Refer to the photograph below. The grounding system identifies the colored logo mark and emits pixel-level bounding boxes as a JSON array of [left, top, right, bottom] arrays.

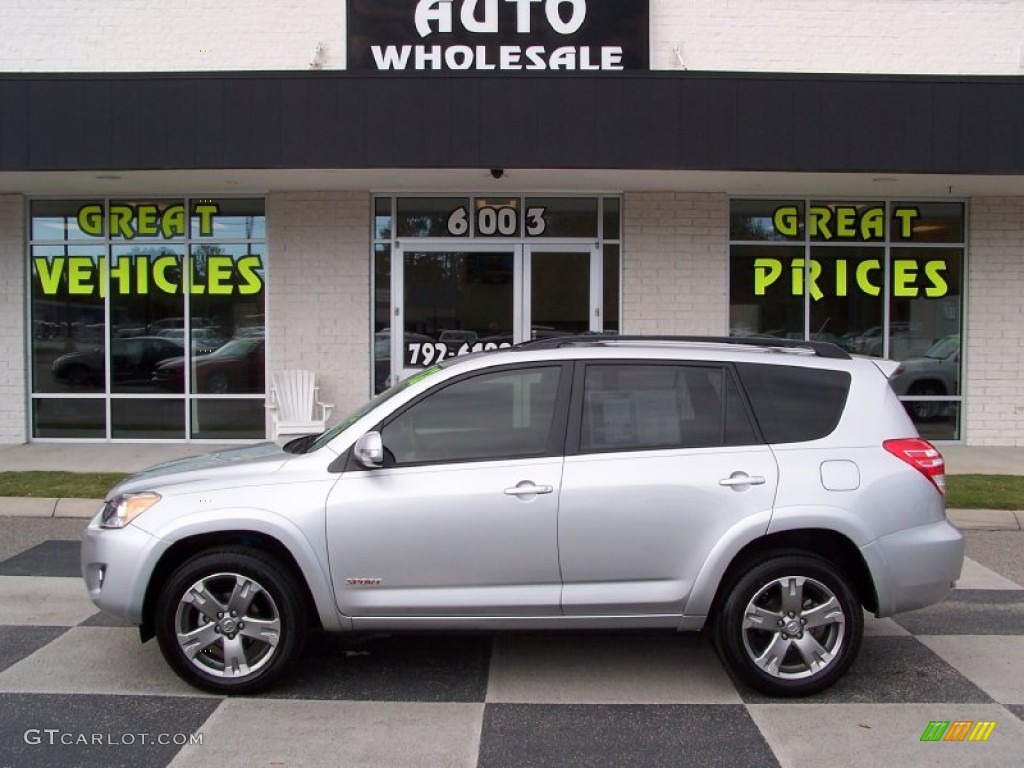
[[920, 721, 997, 742]]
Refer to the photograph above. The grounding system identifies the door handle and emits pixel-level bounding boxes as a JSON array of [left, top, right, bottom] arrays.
[[504, 482, 554, 496], [719, 473, 767, 487]]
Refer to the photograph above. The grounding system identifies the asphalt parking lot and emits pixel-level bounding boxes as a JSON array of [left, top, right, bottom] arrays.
[[0, 515, 1022, 768]]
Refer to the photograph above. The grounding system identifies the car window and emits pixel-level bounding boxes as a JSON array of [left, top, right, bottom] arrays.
[[381, 366, 562, 465], [736, 363, 850, 443], [580, 364, 758, 453]]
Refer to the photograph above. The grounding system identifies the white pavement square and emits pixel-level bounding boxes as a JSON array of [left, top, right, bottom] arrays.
[[748, 703, 1023, 768], [0, 576, 97, 626], [0, 626, 211, 697], [920, 636, 1024, 705], [169, 700, 484, 768]]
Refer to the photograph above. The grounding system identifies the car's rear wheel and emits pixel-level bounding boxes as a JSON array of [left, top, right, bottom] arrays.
[[714, 553, 863, 697], [907, 382, 945, 421], [205, 370, 230, 394], [155, 547, 307, 694]]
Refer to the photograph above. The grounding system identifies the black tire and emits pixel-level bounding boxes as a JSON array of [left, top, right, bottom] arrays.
[[714, 553, 863, 697], [205, 370, 230, 394], [155, 547, 307, 695], [907, 382, 945, 422], [65, 365, 91, 388]]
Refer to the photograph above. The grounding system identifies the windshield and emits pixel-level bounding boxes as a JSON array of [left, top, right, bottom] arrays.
[[303, 365, 442, 453], [210, 338, 259, 358], [923, 335, 959, 359]]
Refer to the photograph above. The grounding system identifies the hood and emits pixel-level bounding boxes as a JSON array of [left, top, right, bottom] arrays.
[[111, 441, 289, 496]]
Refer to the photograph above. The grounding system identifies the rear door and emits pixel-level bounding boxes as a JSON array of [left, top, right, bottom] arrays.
[[558, 361, 778, 615]]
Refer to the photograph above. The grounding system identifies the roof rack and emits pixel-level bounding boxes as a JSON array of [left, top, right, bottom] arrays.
[[518, 335, 851, 360]]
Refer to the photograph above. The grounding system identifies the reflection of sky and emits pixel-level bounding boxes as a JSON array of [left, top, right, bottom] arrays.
[[190, 215, 266, 240]]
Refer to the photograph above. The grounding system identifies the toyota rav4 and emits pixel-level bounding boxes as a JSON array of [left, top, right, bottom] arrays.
[[81, 336, 964, 697]]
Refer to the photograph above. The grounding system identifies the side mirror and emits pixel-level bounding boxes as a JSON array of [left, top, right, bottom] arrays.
[[353, 431, 384, 468]]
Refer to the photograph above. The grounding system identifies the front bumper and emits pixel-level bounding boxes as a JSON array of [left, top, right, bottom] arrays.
[[81, 514, 170, 625], [862, 518, 965, 617]]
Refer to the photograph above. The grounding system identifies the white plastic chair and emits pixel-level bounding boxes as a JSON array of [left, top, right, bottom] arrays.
[[266, 370, 334, 441]]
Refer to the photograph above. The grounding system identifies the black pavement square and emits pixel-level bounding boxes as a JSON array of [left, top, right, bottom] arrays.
[[0, 541, 81, 578], [264, 631, 492, 702], [1007, 704, 1024, 722], [0, 693, 221, 768], [736, 636, 993, 704], [0, 626, 68, 674], [892, 590, 1024, 635], [478, 704, 780, 768]]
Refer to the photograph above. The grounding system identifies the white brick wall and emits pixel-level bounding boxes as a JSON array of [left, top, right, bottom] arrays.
[[0, 1, 347, 72], [965, 198, 1024, 446], [652, 0, 1024, 74], [0, 196, 27, 444], [622, 192, 729, 336], [265, 192, 371, 429], [1, 1, 1021, 75]]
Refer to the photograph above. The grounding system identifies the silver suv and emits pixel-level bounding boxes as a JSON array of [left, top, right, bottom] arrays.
[[81, 336, 964, 697]]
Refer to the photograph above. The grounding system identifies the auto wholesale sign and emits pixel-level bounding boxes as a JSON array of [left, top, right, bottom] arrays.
[[347, 0, 649, 72]]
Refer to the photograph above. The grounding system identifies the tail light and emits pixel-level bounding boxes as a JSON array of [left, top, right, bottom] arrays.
[[883, 438, 946, 495]]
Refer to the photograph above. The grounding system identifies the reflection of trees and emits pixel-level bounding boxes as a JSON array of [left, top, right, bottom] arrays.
[[191, 244, 226, 280]]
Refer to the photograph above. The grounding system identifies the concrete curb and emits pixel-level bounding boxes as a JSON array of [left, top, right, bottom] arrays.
[[0, 498, 1021, 531], [1, 498, 102, 520]]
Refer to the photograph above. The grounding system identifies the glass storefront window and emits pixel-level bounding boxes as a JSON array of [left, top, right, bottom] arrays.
[[31, 243, 107, 393], [524, 197, 598, 238], [729, 199, 966, 439], [729, 245, 805, 339], [29, 198, 267, 440], [807, 247, 885, 348], [397, 197, 470, 237], [730, 199, 803, 242]]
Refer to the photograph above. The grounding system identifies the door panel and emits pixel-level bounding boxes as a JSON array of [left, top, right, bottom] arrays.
[[327, 458, 563, 616], [559, 447, 778, 614]]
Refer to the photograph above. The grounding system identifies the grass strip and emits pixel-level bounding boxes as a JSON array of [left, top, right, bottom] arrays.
[[0, 471, 128, 499]]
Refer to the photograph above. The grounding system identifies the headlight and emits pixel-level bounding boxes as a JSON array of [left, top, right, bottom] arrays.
[[100, 492, 161, 529]]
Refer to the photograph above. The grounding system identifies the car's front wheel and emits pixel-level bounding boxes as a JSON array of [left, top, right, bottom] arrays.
[[714, 553, 863, 697], [155, 547, 307, 694]]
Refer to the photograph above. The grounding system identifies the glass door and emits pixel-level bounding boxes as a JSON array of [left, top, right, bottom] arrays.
[[391, 243, 601, 384], [524, 245, 601, 341]]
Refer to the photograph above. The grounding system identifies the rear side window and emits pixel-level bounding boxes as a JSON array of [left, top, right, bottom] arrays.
[[736, 363, 850, 443], [580, 364, 758, 453]]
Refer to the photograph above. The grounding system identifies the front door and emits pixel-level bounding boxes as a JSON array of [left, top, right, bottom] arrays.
[[326, 363, 571, 617], [392, 243, 600, 383]]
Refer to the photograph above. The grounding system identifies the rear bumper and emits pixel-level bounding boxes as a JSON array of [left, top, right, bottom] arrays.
[[862, 519, 965, 617]]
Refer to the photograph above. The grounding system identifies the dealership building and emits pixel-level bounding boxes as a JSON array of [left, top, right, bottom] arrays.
[[1, 0, 1022, 445]]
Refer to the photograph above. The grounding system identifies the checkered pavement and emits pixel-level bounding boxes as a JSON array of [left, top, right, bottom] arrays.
[[1, 539, 1023, 768]]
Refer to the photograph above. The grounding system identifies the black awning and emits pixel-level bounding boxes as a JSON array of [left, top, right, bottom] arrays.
[[1, 70, 1021, 175]]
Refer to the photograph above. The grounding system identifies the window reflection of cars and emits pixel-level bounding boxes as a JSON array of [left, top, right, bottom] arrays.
[[52, 337, 185, 387], [155, 328, 226, 354], [438, 330, 478, 343], [152, 338, 265, 394], [374, 330, 433, 392], [889, 335, 960, 421]]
